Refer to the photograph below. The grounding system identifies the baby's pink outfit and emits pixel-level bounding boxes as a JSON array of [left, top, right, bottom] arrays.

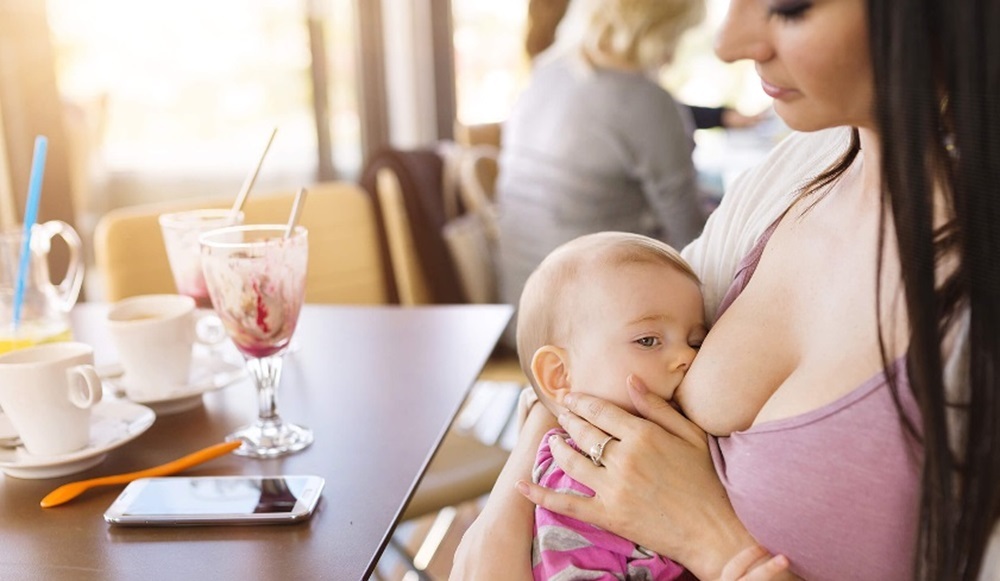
[[531, 428, 691, 581]]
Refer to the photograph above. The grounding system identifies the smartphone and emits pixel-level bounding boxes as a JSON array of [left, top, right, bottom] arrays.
[[104, 475, 324, 526]]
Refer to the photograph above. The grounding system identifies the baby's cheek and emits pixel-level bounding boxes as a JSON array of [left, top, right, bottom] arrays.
[[605, 389, 639, 415], [573, 384, 636, 415]]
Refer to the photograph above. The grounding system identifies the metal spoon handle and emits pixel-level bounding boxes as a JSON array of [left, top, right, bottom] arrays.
[[284, 187, 307, 239], [230, 126, 278, 221]]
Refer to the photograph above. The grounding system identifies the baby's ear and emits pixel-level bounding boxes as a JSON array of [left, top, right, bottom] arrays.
[[531, 345, 571, 404]]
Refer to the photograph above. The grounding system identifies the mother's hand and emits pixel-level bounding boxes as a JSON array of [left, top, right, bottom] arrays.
[[516, 375, 757, 579]]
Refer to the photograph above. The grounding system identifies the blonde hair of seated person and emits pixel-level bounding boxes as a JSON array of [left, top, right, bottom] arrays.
[[581, 0, 706, 71]]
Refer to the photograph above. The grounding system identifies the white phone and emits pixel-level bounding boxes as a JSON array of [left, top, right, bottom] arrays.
[[104, 475, 325, 526]]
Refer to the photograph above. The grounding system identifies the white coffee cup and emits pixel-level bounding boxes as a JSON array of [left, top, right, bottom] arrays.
[[106, 294, 218, 401], [0, 342, 103, 456]]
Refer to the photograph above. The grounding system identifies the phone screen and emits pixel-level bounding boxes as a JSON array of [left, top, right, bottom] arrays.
[[105, 475, 324, 525]]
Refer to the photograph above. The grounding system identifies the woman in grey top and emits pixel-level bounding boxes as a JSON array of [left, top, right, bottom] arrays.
[[497, 0, 708, 344]]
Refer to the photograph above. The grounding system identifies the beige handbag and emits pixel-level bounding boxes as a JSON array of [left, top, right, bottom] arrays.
[[439, 142, 500, 304]]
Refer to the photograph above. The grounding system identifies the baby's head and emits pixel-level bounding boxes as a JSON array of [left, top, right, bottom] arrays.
[[516, 232, 706, 415]]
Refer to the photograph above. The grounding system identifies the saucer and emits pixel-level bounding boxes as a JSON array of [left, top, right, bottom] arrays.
[[103, 354, 247, 415], [0, 399, 156, 479]]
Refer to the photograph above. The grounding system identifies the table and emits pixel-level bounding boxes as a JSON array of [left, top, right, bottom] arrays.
[[0, 303, 512, 581]]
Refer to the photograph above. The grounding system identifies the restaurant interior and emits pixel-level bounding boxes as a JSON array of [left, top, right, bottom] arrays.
[[0, 0, 781, 579]]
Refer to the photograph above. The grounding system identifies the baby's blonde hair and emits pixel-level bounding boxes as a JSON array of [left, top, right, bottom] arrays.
[[516, 231, 699, 390], [582, 0, 706, 70]]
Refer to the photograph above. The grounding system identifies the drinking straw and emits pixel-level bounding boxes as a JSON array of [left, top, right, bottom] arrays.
[[12, 136, 48, 330], [230, 126, 278, 223], [284, 187, 307, 240]]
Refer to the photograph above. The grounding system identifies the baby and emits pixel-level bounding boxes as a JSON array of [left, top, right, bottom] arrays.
[[516, 231, 706, 580]]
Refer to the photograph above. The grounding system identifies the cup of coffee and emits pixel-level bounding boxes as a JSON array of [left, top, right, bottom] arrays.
[[0, 342, 103, 456], [106, 294, 219, 401]]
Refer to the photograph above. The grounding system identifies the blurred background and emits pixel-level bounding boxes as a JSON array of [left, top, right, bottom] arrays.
[[0, 0, 774, 270], [0, 2, 785, 577]]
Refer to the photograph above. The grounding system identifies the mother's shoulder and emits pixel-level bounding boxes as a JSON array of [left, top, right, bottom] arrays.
[[681, 127, 853, 321], [772, 127, 853, 172], [725, 126, 853, 218]]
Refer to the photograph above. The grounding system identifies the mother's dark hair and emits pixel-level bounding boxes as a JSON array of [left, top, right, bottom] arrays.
[[869, 0, 1000, 578]]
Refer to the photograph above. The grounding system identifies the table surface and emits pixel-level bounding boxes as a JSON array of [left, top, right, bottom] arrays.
[[0, 303, 511, 581]]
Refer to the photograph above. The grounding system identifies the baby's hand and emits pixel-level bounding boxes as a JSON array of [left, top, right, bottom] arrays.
[[719, 545, 799, 581]]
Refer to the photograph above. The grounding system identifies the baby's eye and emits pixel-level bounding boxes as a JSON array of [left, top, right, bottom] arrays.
[[635, 336, 661, 348]]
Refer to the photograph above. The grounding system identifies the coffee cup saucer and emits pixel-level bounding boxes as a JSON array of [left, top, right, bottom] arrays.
[[0, 399, 155, 479], [102, 354, 247, 415]]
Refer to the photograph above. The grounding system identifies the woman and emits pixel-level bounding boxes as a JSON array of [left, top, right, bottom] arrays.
[[454, 0, 1000, 579], [497, 0, 709, 347]]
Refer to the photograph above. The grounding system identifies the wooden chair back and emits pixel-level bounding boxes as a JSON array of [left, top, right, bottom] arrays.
[[93, 182, 388, 304]]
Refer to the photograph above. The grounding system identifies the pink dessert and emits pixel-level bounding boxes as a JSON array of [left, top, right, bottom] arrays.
[[179, 287, 214, 309], [218, 274, 303, 358], [175, 271, 214, 309]]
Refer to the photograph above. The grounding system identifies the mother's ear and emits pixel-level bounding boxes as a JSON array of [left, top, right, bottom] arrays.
[[531, 345, 572, 405]]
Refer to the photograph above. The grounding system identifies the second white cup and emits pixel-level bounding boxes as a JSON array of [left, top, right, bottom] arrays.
[[106, 294, 215, 401]]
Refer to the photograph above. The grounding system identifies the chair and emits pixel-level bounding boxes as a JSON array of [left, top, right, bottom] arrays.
[[361, 147, 525, 385], [361, 149, 525, 578], [454, 121, 501, 149], [93, 182, 388, 304], [454, 121, 501, 202]]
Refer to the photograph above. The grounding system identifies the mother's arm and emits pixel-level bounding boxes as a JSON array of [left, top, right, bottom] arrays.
[[517, 377, 759, 580], [449, 400, 558, 580]]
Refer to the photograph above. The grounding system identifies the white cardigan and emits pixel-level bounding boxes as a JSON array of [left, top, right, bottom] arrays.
[[681, 126, 852, 322]]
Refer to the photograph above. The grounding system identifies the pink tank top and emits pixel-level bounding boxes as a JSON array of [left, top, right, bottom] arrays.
[[709, 220, 923, 581]]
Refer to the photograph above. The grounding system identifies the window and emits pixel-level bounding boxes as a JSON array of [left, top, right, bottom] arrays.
[[50, 1, 316, 173], [450, 0, 770, 129], [322, 0, 361, 175], [450, 1, 530, 126], [660, 0, 770, 114], [47, 0, 362, 206]]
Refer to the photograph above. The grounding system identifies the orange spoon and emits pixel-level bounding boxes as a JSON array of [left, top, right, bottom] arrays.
[[40, 440, 242, 508]]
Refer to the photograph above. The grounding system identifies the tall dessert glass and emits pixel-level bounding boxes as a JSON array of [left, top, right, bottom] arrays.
[[160, 209, 244, 357], [199, 224, 312, 457], [159, 209, 243, 308]]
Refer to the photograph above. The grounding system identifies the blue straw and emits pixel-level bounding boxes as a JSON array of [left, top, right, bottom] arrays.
[[11, 136, 48, 330]]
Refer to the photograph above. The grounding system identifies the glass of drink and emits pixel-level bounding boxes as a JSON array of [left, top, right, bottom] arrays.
[[159, 209, 243, 308], [0, 221, 84, 354], [199, 224, 311, 457]]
